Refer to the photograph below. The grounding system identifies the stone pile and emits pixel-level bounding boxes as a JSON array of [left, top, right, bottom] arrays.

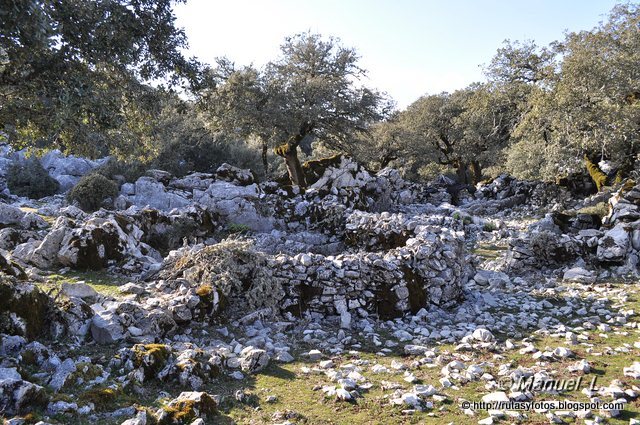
[[266, 156, 438, 234], [469, 174, 575, 215], [119, 163, 274, 231], [157, 220, 468, 323], [598, 182, 640, 267], [343, 210, 465, 251]]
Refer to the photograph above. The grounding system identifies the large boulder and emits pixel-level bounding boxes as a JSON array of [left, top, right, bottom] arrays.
[[156, 391, 217, 424], [196, 181, 271, 231], [563, 267, 597, 284], [0, 202, 48, 229], [57, 216, 145, 270], [597, 223, 630, 263], [0, 202, 26, 226], [0, 374, 47, 416], [28, 216, 72, 269], [40, 149, 106, 192], [0, 251, 26, 279], [215, 163, 255, 186], [90, 310, 125, 344], [133, 177, 190, 210], [239, 346, 270, 374]]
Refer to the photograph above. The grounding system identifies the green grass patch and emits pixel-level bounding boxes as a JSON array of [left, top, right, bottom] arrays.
[[45, 270, 124, 298]]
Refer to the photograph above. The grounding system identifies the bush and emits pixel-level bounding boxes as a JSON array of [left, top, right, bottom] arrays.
[[7, 158, 60, 198], [152, 134, 268, 179], [94, 158, 146, 183], [67, 174, 119, 212], [483, 221, 498, 232]]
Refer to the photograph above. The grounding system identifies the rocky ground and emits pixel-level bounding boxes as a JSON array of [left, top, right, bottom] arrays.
[[0, 146, 639, 424]]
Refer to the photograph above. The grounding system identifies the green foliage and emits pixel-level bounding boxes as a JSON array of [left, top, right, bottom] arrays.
[[452, 212, 472, 225], [226, 223, 251, 235], [0, 0, 206, 158], [152, 133, 265, 179], [67, 174, 118, 212], [507, 4, 640, 179], [94, 158, 147, 183], [7, 158, 59, 198], [358, 4, 640, 184], [483, 221, 498, 232], [202, 32, 392, 178], [359, 81, 521, 184]]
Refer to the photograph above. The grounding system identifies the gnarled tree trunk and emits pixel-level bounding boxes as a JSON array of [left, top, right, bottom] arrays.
[[275, 141, 307, 188], [470, 160, 482, 185], [274, 122, 314, 188], [454, 160, 470, 185]]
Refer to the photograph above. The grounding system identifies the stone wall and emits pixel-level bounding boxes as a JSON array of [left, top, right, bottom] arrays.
[[272, 224, 466, 321], [157, 213, 469, 323]]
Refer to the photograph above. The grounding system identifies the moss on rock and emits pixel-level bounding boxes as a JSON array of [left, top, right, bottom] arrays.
[[158, 392, 217, 424], [0, 276, 61, 339], [132, 344, 172, 379]]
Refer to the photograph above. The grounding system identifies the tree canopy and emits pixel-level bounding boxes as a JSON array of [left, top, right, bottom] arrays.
[[0, 0, 206, 158], [202, 32, 391, 186], [1, 1, 638, 190]]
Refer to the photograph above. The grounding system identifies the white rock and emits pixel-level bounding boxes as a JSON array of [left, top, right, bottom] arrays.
[[563, 267, 596, 284], [482, 392, 510, 403], [62, 283, 98, 300], [335, 388, 352, 401], [307, 350, 323, 361], [472, 328, 494, 342]]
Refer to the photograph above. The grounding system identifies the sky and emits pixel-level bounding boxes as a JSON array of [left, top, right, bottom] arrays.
[[174, 0, 621, 109]]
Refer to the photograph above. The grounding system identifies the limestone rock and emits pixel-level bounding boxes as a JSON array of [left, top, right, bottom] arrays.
[[90, 311, 124, 344], [0, 377, 47, 416], [61, 283, 98, 300], [157, 391, 217, 424], [563, 267, 596, 284], [597, 223, 630, 263], [239, 346, 270, 374]]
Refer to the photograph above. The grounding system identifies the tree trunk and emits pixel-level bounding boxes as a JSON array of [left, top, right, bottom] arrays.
[[275, 140, 307, 188], [454, 160, 470, 185], [261, 141, 269, 177], [274, 122, 314, 188], [470, 160, 482, 185], [378, 149, 397, 169]]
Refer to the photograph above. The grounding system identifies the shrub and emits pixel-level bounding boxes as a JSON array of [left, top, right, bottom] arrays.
[[7, 158, 60, 198], [67, 174, 119, 212], [483, 221, 498, 232], [152, 135, 268, 179], [94, 158, 146, 183]]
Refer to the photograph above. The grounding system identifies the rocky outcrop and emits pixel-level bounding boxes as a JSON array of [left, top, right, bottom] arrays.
[[0, 370, 48, 416], [0, 144, 107, 195], [122, 165, 272, 231], [12, 206, 219, 272], [0, 276, 66, 339], [0, 202, 48, 229], [40, 149, 108, 192], [594, 182, 640, 268]]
